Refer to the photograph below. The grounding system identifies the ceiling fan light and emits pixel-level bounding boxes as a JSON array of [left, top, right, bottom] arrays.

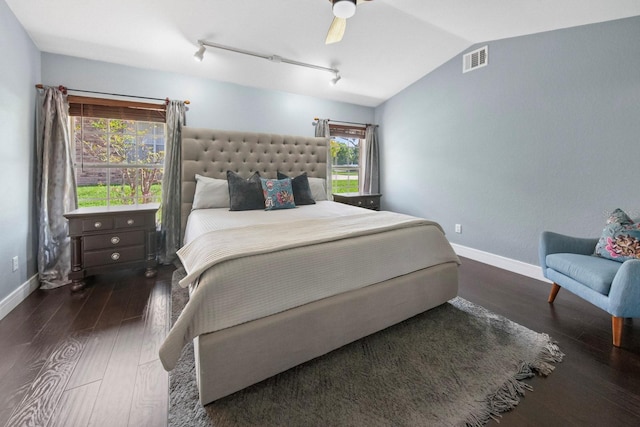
[[333, 0, 356, 19]]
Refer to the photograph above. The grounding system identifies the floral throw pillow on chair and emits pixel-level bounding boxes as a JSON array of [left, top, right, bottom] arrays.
[[595, 208, 640, 262]]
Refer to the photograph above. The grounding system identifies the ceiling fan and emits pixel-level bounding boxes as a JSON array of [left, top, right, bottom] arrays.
[[325, 0, 372, 44]]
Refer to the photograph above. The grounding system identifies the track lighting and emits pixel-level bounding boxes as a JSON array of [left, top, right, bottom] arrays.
[[193, 40, 341, 86], [333, 0, 357, 19], [330, 73, 341, 86], [193, 44, 206, 62]]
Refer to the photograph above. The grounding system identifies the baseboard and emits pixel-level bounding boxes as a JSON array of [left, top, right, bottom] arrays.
[[0, 274, 40, 320], [451, 243, 549, 283]]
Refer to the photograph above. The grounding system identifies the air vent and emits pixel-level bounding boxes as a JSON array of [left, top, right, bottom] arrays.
[[463, 45, 488, 73]]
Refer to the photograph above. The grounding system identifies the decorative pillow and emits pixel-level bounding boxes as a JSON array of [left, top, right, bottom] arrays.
[[226, 171, 265, 211], [192, 174, 230, 209], [605, 208, 633, 226], [260, 178, 296, 210], [595, 208, 640, 262], [277, 171, 315, 205], [308, 177, 328, 201]]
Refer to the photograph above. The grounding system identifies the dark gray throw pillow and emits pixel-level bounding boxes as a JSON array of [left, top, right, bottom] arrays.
[[227, 171, 265, 211], [277, 171, 316, 205]]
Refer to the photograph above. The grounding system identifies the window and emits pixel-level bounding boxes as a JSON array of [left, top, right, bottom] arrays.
[[329, 124, 365, 194], [69, 97, 166, 207]]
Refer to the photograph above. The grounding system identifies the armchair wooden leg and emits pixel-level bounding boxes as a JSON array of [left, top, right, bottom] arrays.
[[612, 316, 623, 347], [548, 283, 561, 303]]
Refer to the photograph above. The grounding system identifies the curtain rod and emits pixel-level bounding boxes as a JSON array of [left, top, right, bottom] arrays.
[[35, 84, 190, 105], [313, 117, 377, 128]]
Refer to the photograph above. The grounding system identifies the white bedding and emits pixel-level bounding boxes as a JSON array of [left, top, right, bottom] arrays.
[[183, 200, 369, 244], [159, 202, 460, 370]]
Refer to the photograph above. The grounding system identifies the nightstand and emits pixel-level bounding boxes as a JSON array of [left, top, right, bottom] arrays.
[[332, 193, 382, 211], [64, 203, 159, 291]]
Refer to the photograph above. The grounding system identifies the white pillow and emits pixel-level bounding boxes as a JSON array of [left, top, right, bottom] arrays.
[[192, 174, 230, 209], [308, 177, 328, 201]]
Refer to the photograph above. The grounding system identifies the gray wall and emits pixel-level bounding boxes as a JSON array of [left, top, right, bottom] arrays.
[[41, 54, 374, 136], [0, 0, 41, 301], [375, 16, 640, 265]]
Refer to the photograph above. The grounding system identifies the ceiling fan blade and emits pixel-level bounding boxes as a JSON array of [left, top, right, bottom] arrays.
[[325, 17, 347, 44]]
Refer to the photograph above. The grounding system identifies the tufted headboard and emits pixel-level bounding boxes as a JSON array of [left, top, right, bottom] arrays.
[[180, 127, 329, 235]]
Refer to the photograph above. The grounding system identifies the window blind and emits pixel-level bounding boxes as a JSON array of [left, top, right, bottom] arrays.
[[68, 96, 166, 123], [329, 124, 366, 139]]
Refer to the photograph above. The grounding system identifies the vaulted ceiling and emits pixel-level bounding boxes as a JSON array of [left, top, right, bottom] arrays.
[[7, 0, 640, 107]]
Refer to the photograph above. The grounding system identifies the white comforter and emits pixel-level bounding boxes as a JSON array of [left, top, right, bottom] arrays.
[[159, 203, 460, 371]]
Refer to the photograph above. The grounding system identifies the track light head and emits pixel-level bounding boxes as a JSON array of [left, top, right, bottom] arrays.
[[330, 73, 341, 86], [333, 0, 357, 19], [194, 44, 206, 62]]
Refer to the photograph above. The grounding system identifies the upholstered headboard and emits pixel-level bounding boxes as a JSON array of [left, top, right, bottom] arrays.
[[180, 127, 329, 235]]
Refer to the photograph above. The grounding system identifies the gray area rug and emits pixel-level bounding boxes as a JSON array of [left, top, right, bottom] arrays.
[[168, 268, 563, 427]]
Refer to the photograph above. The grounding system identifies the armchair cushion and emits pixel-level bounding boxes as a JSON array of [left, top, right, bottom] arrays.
[[539, 231, 599, 271], [545, 253, 621, 295]]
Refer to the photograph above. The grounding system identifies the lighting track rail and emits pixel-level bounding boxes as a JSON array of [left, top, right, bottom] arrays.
[[194, 40, 341, 85]]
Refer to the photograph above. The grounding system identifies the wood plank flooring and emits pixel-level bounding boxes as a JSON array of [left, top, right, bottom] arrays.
[[0, 267, 171, 427], [458, 258, 640, 427], [0, 258, 639, 426]]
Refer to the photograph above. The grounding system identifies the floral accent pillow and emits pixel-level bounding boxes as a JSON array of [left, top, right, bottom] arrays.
[[260, 178, 296, 211], [605, 208, 633, 226], [594, 208, 640, 262]]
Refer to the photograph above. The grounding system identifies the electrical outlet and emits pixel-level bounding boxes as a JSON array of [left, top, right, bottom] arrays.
[[455, 224, 462, 234], [12, 256, 18, 272]]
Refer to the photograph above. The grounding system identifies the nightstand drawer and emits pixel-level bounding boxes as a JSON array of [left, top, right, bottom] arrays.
[[82, 216, 114, 232], [84, 245, 145, 268], [83, 230, 145, 251], [355, 197, 379, 209], [115, 214, 147, 229]]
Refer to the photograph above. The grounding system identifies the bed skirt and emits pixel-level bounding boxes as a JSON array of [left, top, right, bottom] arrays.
[[193, 261, 459, 405]]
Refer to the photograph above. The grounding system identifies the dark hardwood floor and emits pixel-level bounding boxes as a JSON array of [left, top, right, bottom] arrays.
[[0, 258, 639, 426], [458, 258, 640, 427], [0, 267, 172, 427]]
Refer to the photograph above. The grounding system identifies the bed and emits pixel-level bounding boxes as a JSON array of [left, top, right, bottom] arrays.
[[159, 127, 460, 405]]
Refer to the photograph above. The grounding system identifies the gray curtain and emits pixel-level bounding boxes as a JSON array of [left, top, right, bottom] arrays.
[[314, 119, 331, 196], [36, 86, 78, 289], [315, 118, 330, 138], [159, 100, 186, 264], [361, 125, 380, 194]]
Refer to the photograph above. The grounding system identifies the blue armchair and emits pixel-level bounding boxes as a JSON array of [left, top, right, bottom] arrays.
[[539, 231, 640, 347]]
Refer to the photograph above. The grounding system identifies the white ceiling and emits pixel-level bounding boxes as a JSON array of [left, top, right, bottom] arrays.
[[7, 0, 640, 107]]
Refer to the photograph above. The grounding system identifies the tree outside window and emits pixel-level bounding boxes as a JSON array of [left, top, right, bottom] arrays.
[[73, 117, 165, 207], [331, 136, 360, 193]]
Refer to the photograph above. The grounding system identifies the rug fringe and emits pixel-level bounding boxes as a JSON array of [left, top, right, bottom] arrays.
[[464, 338, 564, 427], [531, 339, 565, 376]]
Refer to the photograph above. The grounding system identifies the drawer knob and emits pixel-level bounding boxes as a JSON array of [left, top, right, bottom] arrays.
[[111, 252, 120, 261], [127, 219, 135, 225], [94, 221, 102, 229], [369, 200, 374, 205], [357, 200, 363, 206], [110, 236, 120, 245]]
